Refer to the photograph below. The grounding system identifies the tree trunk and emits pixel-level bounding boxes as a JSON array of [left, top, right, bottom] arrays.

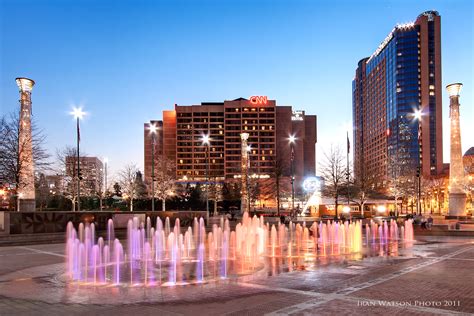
[[71, 198, 76, 212], [130, 198, 134, 212], [162, 199, 166, 212], [99, 197, 103, 211], [214, 199, 217, 216], [361, 201, 365, 217]]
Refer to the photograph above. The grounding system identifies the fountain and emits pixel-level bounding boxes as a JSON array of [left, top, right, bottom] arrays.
[[65, 213, 414, 286]]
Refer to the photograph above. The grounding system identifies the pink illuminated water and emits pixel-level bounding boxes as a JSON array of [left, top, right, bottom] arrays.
[[65, 213, 414, 286]]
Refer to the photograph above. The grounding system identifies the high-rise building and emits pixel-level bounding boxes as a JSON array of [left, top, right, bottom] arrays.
[[353, 11, 443, 190], [144, 97, 317, 207], [65, 156, 104, 196]]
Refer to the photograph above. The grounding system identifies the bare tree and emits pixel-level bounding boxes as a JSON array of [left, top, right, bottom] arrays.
[[319, 145, 346, 218], [0, 112, 50, 196], [96, 166, 105, 210], [151, 156, 175, 211], [55, 146, 87, 211], [269, 153, 289, 216], [119, 163, 140, 212], [208, 178, 223, 215]]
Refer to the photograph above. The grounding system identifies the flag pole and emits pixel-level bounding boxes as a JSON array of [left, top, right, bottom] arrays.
[[346, 131, 350, 217]]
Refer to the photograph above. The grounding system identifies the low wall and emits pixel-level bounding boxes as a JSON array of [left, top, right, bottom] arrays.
[[4, 211, 207, 235]]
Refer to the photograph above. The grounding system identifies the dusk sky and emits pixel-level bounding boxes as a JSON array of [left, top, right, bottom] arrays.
[[1, 0, 473, 179]]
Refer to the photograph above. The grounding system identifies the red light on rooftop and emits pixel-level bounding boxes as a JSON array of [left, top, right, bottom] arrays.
[[249, 96, 268, 105]]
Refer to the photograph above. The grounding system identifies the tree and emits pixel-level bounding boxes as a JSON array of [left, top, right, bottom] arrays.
[[135, 171, 148, 198], [319, 145, 346, 218], [269, 152, 289, 215], [0, 112, 50, 202], [118, 163, 141, 212], [113, 182, 122, 196], [249, 177, 260, 211], [55, 146, 87, 211], [35, 173, 50, 211], [208, 175, 223, 215], [151, 157, 175, 211]]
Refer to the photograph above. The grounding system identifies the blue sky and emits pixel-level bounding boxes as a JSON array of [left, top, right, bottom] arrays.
[[1, 0, 473, 178]]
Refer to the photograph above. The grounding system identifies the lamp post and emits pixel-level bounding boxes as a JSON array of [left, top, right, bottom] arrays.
[[103, 157, 108, 210], [414, 109, 422, 215], [246, 145, 251, 213], [104, 157, 108, 196], [149, 122, 158, 212], [202, 134, 210, 219], [289, 135, 296, 215], [71, 107, 85, 212]]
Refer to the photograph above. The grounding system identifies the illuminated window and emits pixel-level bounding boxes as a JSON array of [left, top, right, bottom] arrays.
[[179, 159, 183, 164], [219, 130, 223, 135], [261, 126, 265, 130], [429, 91, 435, 96], [244, 126, 248, 130], [252, 126, 256, 130], [235, 108, 239, 112], [262, 156, 266, 160], [429, 85, 435, 90]]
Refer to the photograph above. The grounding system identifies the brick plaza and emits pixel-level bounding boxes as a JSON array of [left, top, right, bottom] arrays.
[[1, 235, 473, 315]]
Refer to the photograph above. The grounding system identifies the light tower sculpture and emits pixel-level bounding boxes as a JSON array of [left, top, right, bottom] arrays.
[[15, 77, 36, 212], [240, 133, 250, 214], [446, 83, 466, 217]]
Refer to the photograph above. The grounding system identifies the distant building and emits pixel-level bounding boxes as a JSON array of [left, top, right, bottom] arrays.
[[65, 156, 103, 196], [353, 11, 443, 190], [464, 147, 474, 175], [144, 97, 317, 207], [44, 175, 64, 195]]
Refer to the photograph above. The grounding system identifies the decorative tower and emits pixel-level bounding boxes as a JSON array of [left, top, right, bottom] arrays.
[[446, 83, 466, 217], [240, 133, 249, 214], [16, 77, 36, 212]]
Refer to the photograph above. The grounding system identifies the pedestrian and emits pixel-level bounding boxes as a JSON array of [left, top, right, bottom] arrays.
[[427, 215, 433, 229], [421, 217, 427, 229]]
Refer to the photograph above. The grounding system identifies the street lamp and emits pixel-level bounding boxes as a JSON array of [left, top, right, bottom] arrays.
[[413, 109, 422, 215], [148, 122, 158, 212], [289, 135, 296, 214], [71, 107, 85, 212], [104, 157, 108, 196], [202, 134, 210, 219]]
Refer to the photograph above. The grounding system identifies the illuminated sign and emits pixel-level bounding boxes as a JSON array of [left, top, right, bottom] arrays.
[[249, 96, 268, 104], [292, 110, 304, 121]]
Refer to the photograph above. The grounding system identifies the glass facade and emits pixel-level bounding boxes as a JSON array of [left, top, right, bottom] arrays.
[[353, 11, 442, 190]]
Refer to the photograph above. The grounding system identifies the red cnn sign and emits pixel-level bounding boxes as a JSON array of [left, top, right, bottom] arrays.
[[249, 96, 268, 104]]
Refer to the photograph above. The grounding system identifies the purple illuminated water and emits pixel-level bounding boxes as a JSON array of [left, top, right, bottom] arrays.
[[65, 214, 414, 286]]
